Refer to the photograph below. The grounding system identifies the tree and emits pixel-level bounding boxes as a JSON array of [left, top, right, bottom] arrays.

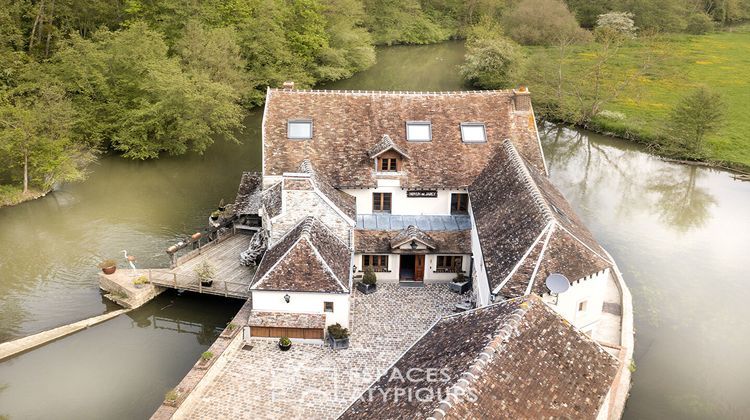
[[461, 33, 526, 89], [502, 0, 590, 46], [595, 12, 637, 40], [666, 87, 725, 156], [317, 0, 376, 81], [0, 81, 92, 193]]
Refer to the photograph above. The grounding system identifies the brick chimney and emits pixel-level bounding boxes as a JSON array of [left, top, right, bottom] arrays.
[[282, 81, 295, 90], [512, 86, 531, 112]]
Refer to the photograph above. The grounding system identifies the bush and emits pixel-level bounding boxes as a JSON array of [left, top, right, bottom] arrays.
[[453, 271, 466, 283], [98, 259, 117, 269], [362, 266, 377, 285], [327, 323, 350, 339], [279, 336, 291, 346], [200, 351, 213, 361], [461, 36, 526, 89], [686, 13, 714, 35], [502, 0, 590, 46], [133, 275, 149, 285]]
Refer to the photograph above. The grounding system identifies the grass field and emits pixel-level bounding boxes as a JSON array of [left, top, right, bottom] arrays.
[[532, 25, 750, 170]]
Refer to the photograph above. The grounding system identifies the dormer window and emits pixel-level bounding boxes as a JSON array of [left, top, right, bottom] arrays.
[[380, 157, 398, 171], [406, 121, 432, 142], [287, 119, 312, 139], [460, 123, 486, 143]]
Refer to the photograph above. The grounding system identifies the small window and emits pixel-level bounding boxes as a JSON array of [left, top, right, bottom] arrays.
[[380, 157, 398, 172], [451, 193, 468, 215], [461, 123, 486, 143], [287, 119, 312, 139], [363, 255, 389, 272], [324, 301, 334, 312], [578, 301, 587, 312], [373, 192, 392, 213], [436, 256, 463, 273], [406, 121, 432, 141]]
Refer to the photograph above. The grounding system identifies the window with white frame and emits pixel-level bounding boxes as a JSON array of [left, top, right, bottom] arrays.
[[406, 121, 432, 141], [460, 123, 487, 143], [287, 119, 313, 139]]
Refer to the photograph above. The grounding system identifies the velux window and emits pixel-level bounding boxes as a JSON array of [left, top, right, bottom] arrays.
[[372, 192, 392, 213], [363, 255, 389, 272], [406, 121, 432, 141], [460, 123, 487, 143], [451, 193, 468, 214], [287, 119, 312, 139]]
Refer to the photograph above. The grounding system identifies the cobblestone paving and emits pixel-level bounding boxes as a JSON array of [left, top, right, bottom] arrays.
[[177, 284, 464, 419]]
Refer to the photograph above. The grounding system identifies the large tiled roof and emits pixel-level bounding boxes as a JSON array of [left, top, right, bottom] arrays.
[[469, 141, 612, 297], [233, 172, 262, 215], [263, 89, 546, 189], [338, 295, 619, 420], [250, 216, 351, 293], [354, 230, 471, 254]]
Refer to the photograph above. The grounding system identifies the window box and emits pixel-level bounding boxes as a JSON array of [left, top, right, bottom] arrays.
[[327, 335, 350, 350], [449, 281, 471, 294]]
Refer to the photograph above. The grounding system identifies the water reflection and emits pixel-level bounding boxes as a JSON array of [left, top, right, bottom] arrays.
[[647, 167, 716, 232]]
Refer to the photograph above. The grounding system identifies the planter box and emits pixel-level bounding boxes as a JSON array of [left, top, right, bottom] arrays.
[[327, 335, 350, 350], [356, 282, 376, 294], [449, 281, 471, 294], [279, 343, 292, 351]]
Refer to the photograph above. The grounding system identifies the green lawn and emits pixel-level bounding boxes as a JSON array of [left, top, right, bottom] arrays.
[[534, 26, 750, 169]]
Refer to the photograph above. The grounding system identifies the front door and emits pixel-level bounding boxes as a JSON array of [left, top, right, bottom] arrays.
[[415, 255, 425, 281]]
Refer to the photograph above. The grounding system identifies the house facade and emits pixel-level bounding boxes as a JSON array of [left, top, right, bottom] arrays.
[[245, 85, 614, 340]]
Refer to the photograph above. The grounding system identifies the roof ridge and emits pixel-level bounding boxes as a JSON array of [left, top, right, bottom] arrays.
[[269, 88, 515, 96], [428, 300, 532, 420], [502, 140, 555, 223]]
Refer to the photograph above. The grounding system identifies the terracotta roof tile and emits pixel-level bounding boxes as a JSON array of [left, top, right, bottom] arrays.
[[389, 225, 436, 249], [262, 181, 283, 219], [469, 141, 612, 296], [263, 89, 546, 189], [298, 160, 357, 221], [354, 230, 471, 254], [251, 217, 351, 293], [233, 172, 262, 215], [339, 295, 619, 420], [248, 311, 325, 329], [367, 134, 410, 159]]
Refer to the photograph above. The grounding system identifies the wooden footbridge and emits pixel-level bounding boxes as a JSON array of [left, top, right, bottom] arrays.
[[148, 225, 256, 299]]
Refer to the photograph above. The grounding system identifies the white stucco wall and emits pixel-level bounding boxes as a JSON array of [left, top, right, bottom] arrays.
[[353, 252, 470, 283], [269, 189, 353, 246], [251, 290, 351, 328], [343, 186, 467, 216], [541, 268, 610, 334], [468, 204, 491, 306]]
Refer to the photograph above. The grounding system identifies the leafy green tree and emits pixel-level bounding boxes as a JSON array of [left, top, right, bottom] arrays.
[[461, 29, 526, 89], [363, 0, 450, 45], [317, 0, 376, 80], [0, 81, 92, 193], [502, 0, 590, 46], [667, 87, 725, 156]]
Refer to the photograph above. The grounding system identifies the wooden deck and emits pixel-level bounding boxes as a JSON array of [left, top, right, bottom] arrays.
[[150, 234, 254, 299]]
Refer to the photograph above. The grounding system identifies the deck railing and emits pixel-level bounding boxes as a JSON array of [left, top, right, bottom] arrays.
[[148, 269, 249, 299], [165, 216, 238, 269]]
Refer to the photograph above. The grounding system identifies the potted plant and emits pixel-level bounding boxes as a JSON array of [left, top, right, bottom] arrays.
[[164, 388, 179, 406], [98, 259, 117, 275], [210, 210, 221, 221], [194, 261, 215, 287], [221, 322, 238, 338], [327, 323, 350, 350], [278, 336, 292, 351], [133, 275, 149, 289], [356, 266, 377, 294], [449, 271, 470, 294]]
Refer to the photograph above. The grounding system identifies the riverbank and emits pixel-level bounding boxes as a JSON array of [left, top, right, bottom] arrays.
[[527, 25, 750, 172], [0, 185, 51, 208]]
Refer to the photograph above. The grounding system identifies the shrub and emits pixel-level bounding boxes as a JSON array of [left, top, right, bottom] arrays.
[[279, 336, 291, 346], [453, 271, 466, 283], [227, 322, 237, 331], [164, 389, 178, 402], [502, 0, 590, 46], [362, 266, 377, 285], [97, 259, 117, 269], [194, 261, 216, 283], [327, 323, 350, 340], [461, 36, 526, 89], [133, 275, 149, 285], [686, 13, 714, 35], [200, 351, 213, 362]]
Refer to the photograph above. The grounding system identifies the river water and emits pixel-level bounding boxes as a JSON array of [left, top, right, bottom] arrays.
[[1, 41, 749, 419]]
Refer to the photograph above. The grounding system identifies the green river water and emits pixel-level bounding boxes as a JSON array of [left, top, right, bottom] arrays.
[[1, 41, 749, 419]]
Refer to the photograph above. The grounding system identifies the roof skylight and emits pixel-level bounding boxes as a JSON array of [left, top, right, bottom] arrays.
[[406, 121, 432, 141], [287, 119, 313, 139], [460, 123, 487, 143]]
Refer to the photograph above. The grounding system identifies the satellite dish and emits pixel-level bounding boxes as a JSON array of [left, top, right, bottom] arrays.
[[545, 273, 570, 294]]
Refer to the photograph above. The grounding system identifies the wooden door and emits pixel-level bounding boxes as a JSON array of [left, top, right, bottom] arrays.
[[415, 255, 425, 281]]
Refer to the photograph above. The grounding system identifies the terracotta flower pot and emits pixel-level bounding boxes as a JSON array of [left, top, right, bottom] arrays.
[[102, 265, 116, 275]]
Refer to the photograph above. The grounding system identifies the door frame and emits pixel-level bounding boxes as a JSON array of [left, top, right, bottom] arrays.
[[414, 254, 425, 281]]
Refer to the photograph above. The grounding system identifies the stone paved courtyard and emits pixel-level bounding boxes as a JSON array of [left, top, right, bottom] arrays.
[[174, 284, 465, 419]]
